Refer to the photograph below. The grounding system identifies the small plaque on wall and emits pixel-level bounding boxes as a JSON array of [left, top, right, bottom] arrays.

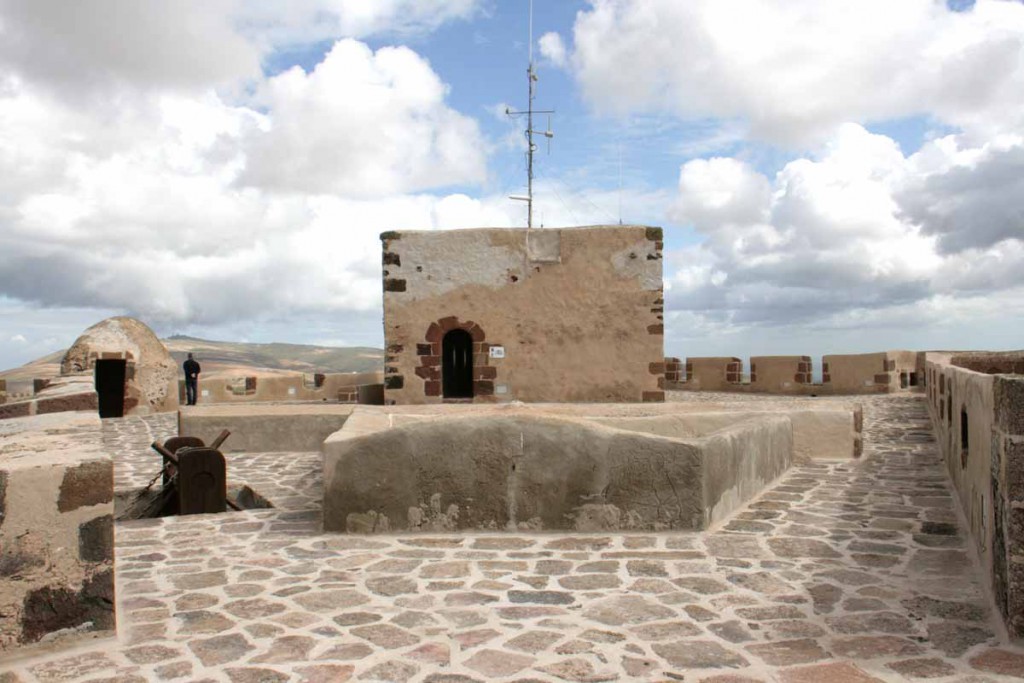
[[489, 346, 505, 359]]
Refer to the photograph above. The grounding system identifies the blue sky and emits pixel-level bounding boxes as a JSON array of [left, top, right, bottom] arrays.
[[0, 0, 1022, 370]]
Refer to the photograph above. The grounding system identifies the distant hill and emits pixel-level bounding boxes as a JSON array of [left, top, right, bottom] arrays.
[[0, 336, 383, 382]]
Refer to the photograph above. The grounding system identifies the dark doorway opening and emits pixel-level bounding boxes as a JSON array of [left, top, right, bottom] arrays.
[[960, 407, 970, 467], [94, 359, 127, 418], [442, 329, 474, 399]]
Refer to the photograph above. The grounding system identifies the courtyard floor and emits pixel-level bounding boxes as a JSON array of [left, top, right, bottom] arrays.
[[3, 394, 1024, 682]]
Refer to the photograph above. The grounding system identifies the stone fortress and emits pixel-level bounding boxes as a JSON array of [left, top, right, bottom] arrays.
[[0, 225, 1022, 681]]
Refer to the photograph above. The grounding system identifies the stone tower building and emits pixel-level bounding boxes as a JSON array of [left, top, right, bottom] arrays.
[[380, 225, 665, 404]]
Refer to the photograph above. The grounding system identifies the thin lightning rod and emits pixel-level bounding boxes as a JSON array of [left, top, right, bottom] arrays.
[[506, 0, 554, 229], [528, 0, 533, 66], [527, 0, 535, 229]]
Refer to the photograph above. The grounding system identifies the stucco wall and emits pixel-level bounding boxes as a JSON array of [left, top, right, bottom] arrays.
[[0, 413, 114, 651], [926, 352, 1024, 638], [380, 226, 664, 404]]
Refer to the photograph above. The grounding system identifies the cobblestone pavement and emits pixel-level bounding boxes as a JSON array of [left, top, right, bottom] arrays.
[[5, 394, 1024, 682]]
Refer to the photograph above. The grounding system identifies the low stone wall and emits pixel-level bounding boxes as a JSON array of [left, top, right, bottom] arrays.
[[682, 357, 744, 391], [179, 403, 356, 452], [750, 356, 812, 393], [0, 412, 114, 652], [185, 371, 383, 405], [0, 379, 98, 422], [926, 352, 1024, 638], [675, 350, 925, 396], [663, 357, 683, 389], [322, 406, 793, 533]]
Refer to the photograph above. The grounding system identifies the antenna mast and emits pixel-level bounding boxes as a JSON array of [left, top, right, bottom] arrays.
[[507, 0, 553, 228]]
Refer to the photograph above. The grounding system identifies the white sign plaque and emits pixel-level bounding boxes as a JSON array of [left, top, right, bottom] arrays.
[[489, 346, 505, 359]]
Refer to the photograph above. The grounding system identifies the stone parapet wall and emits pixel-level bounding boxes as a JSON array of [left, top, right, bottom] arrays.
[[926, 352, 1024, 638], [663, 357, 683, 389], [749, 356, 812, 392], [0, 412, 114, 652], [681, 357, 744, 391], [185, 371, 383, 405], [179, 403, 356, 453], [674, 350, 926, 396], [0, 379, 98, 422]]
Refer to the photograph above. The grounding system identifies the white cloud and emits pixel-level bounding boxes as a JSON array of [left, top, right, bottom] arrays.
[[897, 133, 1024, 254], [0, 0, 261, 94], [0, 3, 494, 330], [0, 0, 482, 95], [539, 32, 567, 68], [667, 124, 1024, 326], [241, 40, 488, 196], [569, 0, 1024, 145], [243, 0, 481, 46]]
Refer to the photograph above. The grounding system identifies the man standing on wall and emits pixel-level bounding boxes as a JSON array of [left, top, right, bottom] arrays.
[[183, 353, 201, 406]]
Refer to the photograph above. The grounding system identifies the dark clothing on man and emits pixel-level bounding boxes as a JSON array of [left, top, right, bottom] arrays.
[[184, 358, 201, 406]]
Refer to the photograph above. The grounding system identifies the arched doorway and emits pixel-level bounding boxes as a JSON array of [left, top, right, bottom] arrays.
[[442, 329, 473, 398]]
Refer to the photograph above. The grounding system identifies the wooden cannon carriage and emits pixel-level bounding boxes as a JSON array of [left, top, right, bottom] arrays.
[[123, 430, 239, 517]]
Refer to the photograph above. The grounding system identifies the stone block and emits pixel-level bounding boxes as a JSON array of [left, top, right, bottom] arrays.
[[36, 392, 99, 415], [79, 515, 114, 563], [996, 377, 1024, 435], [0, 402, 32, 420], [20, 569, 114, 645], [642, 391, 665, 403], [383, 278, 406, 292], [57, 460, 113, 512], [1005, 438, 1024, 500], [1008, 559, 1024, 639], [384, 376, 404, 390]]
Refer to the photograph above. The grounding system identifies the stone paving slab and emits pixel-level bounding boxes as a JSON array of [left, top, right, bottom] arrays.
[[3, 395, 1024, 682]]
